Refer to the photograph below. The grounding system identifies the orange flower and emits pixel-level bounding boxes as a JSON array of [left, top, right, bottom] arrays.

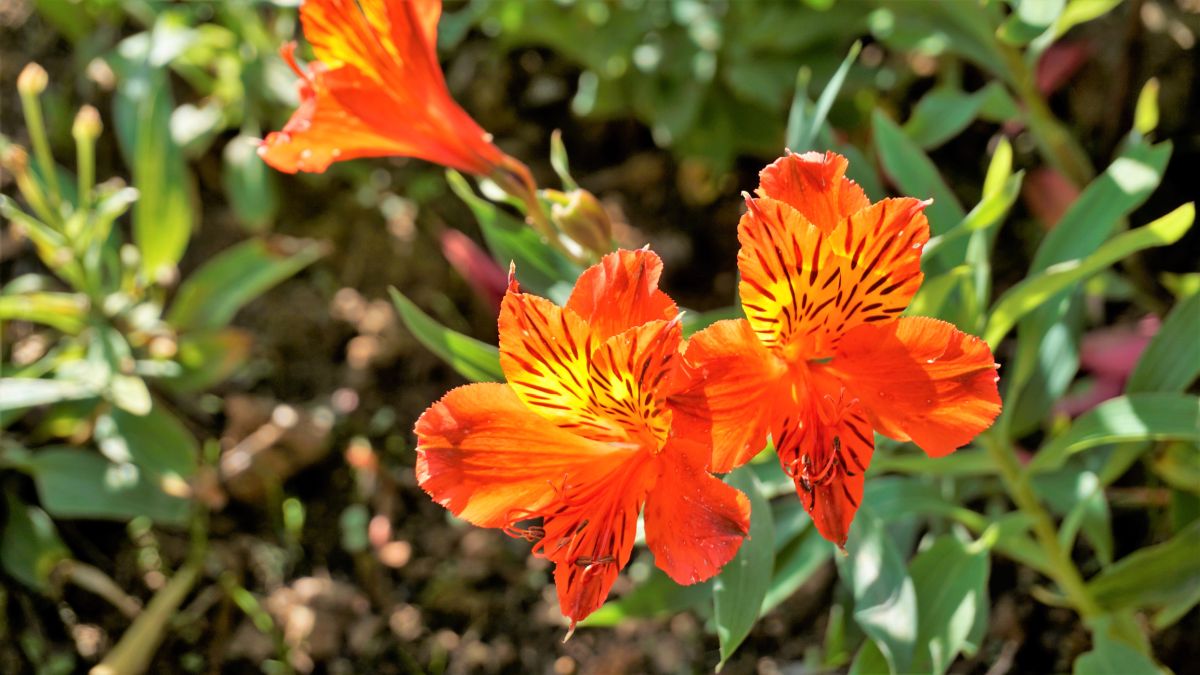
[[672, 152, 1001, 547], [259, 0, 511, 179], [415, 249, 751, 631]]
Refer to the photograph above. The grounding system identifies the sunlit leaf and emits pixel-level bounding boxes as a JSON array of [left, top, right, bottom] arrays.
[[714, 467, 775, 667], [909, 535, 990, 675], [0, 492, 70, 592], [1127, 290, 1200, 394], [388, 288, 503, 383], [23, 448, 191, 525], [1086, 519, 1200, 612]]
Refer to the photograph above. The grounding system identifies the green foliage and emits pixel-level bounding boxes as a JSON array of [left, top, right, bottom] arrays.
[[713, 467, 775, 667], [388, 289, 504, 383]]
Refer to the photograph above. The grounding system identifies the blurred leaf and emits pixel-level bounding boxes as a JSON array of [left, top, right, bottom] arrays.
[[909, 535, 990, 675], [1, 491, 70, 592], [0, 292, 88, 334], [112, 27, 196, 284], [1028, 394, 1200, 474], [1127, 290, 1200, 394], [862, 477, 987, 531], [549, 130, 578, 192], [991, 512, 1053, 575], [583, 561, 711, 627], [446, 170, 579, 302], [870, 447, 994, 477], [1073, 634, 1163, 675], [1133, 78, 1160, 138], [984, 203, 1195, 347], [999, 0, 1065, 46], [24, 448, 190, 525], [94, 403, 198, 479], [787, 41, 860, 152], [872, 110, 965, 235], [713, 467, 774, 667], [923, 171, 1023, 264], [849, 638, 891, 675], [0, 378, 97, 411], [389, 289, 503, 383], [1056, 0, 1124, 38], [1085, 519, 1200, 612], [1151, 442, 1200, 495], [223, 135, 278, 233], [904, 83, 1014, 149], [162, 328, 253, 392], [1035, 469, 1114, 565], [33, 0, 96, 43], [837, 507, 917, 674], [762, 526, 833, 614], [167, 237, 324, 331]]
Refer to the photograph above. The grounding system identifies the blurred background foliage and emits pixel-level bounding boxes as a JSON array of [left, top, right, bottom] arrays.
[[1, 0, 1199, 673]]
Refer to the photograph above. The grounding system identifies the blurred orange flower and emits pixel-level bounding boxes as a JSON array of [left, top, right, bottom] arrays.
[[415, 249, 750, 632], [673, 152, 1002, 547], [259, 0, 510, 179]]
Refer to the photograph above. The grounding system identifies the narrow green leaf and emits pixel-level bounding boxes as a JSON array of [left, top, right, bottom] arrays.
[[1, 492, 70, 591], [1086, 519, 1200, 612], [714, 467, 775, 668], [166, 237, 325, 331], [24, 448, 191, 525], [0, 378, 97, 410], [922, 171, 1023, 264], [162, 328, 253, 392], [872, 110, 965, 235], [1127, 290, 1200, 393], [909, 535, 990, 675], [0, 292, 89, 333], [862, 477, 988, 531], [984, 203, 1195, 347], [904, 83, 1013, 149], [583, 559, 711, 627], [549, 129, 578, 192], [787, 41, 860, 152], [222, 135, 278, 233], [837, 507, 917, 674], [870, 446, 994, 477], [1028, 394, 1200, 474], [762, 527, 833, 614], [388, 288, 503, 383]]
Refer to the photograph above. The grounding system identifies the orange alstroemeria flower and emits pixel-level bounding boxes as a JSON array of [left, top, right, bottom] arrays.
[[259, 0, 515, 181], [415, 249, 751, 631], [672, 152, 1002, 547]]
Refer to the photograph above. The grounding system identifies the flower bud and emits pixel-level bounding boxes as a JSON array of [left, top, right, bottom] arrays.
[[17, 63, 48, 97], [1, 143, 29, 174], [73, 105, 103, 141], [548, 189, 612, 257]]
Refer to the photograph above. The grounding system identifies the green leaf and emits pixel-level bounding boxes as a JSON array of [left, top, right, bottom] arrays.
[[762, 526, 833, 614], [1127, 290, 1200, 393], [862, 477, 988, 531], [1028, 394, 1200, 474], [714, 467, 775, 668], [1133, 78, 1160, 138], [446, 170, 579, 302], [1073, 629, 1164, 675], [222, 135, 278, 233], [837, 507, 917, 674], [1086, 519, 1200, 612], [0, 292, 89, 334], [903, 83, 1014, 149], [94, 403, 198, 479], [984, 203, 1195, 347], [388, 288, 503, 383], [909, 535, 990, 675], [24, 448, 191, 525], [1, 492, 70, 592], [922, 171, 1023, 265], [583, 559, 711, 627], [166, 237, 325, 331], [161, 328, 253, 392], [872, 110, 965, 235], [870, 446, 994, 477], [786, 41, 860, 152], [0, 378, 97, 411]]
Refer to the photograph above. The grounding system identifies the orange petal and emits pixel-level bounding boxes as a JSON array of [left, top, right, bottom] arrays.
[[565, 249, 678, 341], [757, 151, 869, 235], [414, 383, 620, 528], [831, 317, 1002, 458], [771, 376, 875, 548], [542, 456, 653, 629], [670, 319, 787, 472], [737, 196, 929, 358], [258, 52, 412, 173], [643, 438, 750, 584]]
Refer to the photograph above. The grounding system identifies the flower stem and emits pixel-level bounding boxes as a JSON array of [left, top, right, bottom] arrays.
[[18, 73, 62, 209], [982, 432, 1102, 619]]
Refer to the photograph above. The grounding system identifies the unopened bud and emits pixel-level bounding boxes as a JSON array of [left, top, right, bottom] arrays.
[[1, 144, 29, 174], [17, 63, 48, 97], [73, 105, 102, 141], [548, 189, 612, 256]]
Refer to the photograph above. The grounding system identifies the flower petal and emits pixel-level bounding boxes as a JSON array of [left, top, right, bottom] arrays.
[[737, 195, 929, 358], [644, 438, 750, 585], [670, 319, 787, 472], [757, 151, 869, 235], [565, 249, 678, 341], [414, 382, 621, 528], [500, 279, 682, 445], [771, 377, 875, 548], [258, 52, 413, 174], [831, 317, 1002, 458]]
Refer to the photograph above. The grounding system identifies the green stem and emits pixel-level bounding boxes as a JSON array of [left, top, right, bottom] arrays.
[[1001, 46, 1095, 188], [982, 432, 1103, 619], [19, 88, 62, 208]]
